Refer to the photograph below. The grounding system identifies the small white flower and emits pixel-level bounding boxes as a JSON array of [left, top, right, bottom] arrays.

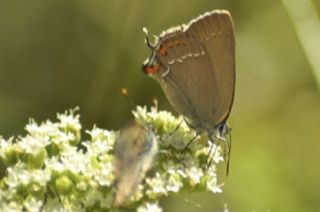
[[132, 106, 148, 121], [84, 128, 116, 156], [25, 120, 58, 139], [176, 169, 187, 178], [0, 201, 23, 212], [45, 157, 64, 172], [0, 137, 14, 157], [186, 167, 203, 186], [17, 136, 47, 155], [61, 131, 76, 143], [57, 110, 81, 132], [87, 127, 116, 146], [167, 163, 186, 178], [30, 169, 51, 187], [94, 162, 114, 186], [61, 148, 86, 173], [6, 162, 30, 188], [166, 173, 183, 192], [146, 173, 167, 198], [75, 180, 88, 192], [207, 175, 223, 193], [137, 202, 163, 212], [24, 197, 43, 212]]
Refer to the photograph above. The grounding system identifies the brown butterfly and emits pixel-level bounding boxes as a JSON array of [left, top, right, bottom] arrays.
[[142, 10, 235, 172]]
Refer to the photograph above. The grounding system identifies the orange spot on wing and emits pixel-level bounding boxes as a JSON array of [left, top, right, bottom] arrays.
[[159, 47, 168, 56], [159, 39, 186, 56], [144, 63, 161, 75]]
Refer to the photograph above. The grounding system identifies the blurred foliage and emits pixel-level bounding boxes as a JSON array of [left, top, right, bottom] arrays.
[[0, 0, 319, 211]]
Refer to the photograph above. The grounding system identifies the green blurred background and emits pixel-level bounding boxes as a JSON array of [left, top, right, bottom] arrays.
[[1, 0, 320, 211]]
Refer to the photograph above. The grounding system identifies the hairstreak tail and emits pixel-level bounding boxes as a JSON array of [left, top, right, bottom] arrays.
[[142, 10, 235, 172]]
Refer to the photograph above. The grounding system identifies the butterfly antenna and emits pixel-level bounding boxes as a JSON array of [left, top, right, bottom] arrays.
[[121, 88, 136, 110]]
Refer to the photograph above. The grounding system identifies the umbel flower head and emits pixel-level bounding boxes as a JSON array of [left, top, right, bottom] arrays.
[[0, 106, 225, 211]]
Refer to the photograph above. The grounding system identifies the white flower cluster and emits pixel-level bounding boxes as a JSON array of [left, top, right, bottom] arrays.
[[131, 106, 224, 205], [0, 106, 224, 211]]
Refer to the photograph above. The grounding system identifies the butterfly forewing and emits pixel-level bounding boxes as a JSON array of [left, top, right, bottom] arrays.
[[154, 10, 235, 131]]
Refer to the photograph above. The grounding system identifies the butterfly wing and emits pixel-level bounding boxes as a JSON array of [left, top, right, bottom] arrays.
[[147, 10, 235, 132], [114, 121, 157, 205]]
